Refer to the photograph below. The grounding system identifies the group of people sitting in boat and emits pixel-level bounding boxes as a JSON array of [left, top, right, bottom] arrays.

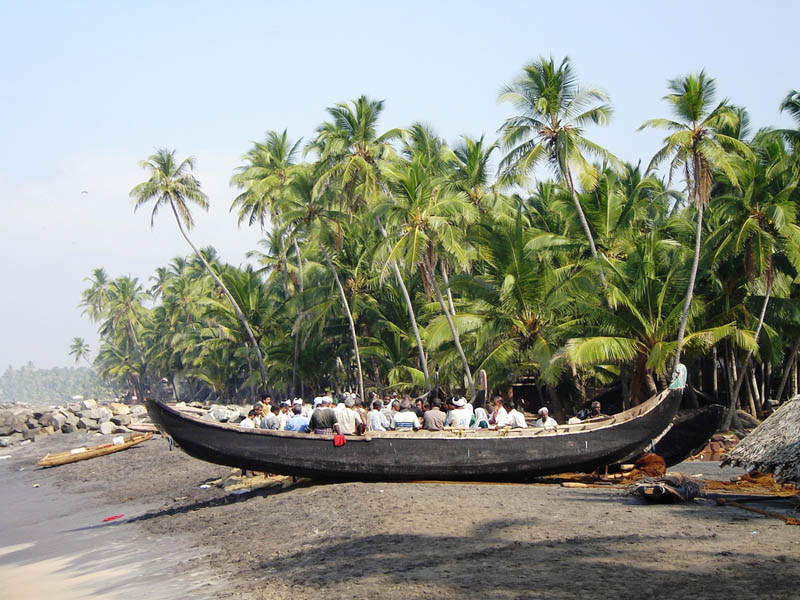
[[237, 392, 607, 435]]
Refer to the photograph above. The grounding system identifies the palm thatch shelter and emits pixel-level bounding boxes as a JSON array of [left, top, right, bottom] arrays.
[[722, 396, 800, 486]]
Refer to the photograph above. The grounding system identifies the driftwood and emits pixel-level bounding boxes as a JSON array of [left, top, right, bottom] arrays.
[[626, 473, 702, 503], [37, 433, 152, 467]]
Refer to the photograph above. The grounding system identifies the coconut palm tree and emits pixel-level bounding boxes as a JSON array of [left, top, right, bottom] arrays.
[[130, 149, 269, 390], [640, 72, 752, 368], [310, 96, 431, 384], [498, 57, 618, 276], [708, 131, 800, 428], [69, 337, 92, 366], [380, 158, 478, 396], [80, 267, 112, 323]]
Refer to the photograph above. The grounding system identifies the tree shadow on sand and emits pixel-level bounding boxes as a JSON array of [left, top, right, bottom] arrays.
[[250, 525, 798, 599]]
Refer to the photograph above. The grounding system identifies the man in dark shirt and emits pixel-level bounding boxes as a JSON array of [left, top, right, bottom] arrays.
[[423, 400, 447, 431], [308, 397, 341, 434]]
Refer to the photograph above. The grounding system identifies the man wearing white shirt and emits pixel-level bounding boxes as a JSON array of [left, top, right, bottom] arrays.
[[506, 404, 528, 428], [535, 407, 558, 429], [334, 396, 363, 434], [445, 397, 472, 428]]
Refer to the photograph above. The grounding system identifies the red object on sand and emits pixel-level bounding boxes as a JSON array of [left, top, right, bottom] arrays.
[[333, 434, 346, 447], [103, 515, 124, 522]]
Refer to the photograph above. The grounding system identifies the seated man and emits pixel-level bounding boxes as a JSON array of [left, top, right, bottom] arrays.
[[505, 403, 528, 429], [489, 396, 507, 427], [277, 400, 292, 430], [308, 396, 341, 434], [284, 404, 310, 433], [445, 397, 472, 429], [423, 400, 446, 431], [240, 409, 257, 429], [583, 400, 609, 420], [535, 407, 558, 429], [367, 400, 390, 431], [260, 404, 281, 430], [390, 399, 421, 431], [334, 395, 363, 435]]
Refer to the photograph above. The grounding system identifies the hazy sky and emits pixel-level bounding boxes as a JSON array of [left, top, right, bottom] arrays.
[[1, 1, 798, 369]]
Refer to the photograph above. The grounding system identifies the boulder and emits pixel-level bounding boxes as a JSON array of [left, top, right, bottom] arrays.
[[78, 417, 98, 430], [80, 399, 98, 410], [41, 425, 55, 435], [113, 426, 130, 434], [42, 412, 67, 430], [111, 414, 131, 426], [61, 422, 77, 434], [130, 405, 148, 417], [67, 403, 82, 413], [22, 428, 38, 442], [96, 407, 113, 423], [109, 402, 130, 416], [0, 414, 27, 434], [98, 421, 116, 435]]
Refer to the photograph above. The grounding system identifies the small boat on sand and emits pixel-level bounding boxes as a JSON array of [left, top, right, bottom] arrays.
[[37, 433, 153, 468], [651, 404, 726, 466], [145, 369, 686, 482]]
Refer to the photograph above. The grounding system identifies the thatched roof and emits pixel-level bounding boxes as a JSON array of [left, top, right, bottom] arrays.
[[722, 396, 800, 485]]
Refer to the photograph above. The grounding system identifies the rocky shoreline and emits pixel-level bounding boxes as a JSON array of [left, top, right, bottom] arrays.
[[0, 399, 255, 449]]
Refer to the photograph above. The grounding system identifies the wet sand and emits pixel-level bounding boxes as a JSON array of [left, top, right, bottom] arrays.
[[1, 431, 799, 599]]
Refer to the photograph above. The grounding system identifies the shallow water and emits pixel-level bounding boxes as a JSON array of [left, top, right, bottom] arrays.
[[0, 451, 222, 600]]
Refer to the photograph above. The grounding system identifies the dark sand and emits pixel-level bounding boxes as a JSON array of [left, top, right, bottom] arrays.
[[1, 431, 799, 599]]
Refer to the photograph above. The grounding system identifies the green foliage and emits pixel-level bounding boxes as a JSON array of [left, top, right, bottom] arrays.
[[72, 64, 800, 411]]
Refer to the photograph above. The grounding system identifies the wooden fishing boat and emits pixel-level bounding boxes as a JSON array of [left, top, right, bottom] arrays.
[[37, 432, 153, 467], [145, 370, 686, 482], [651, 404, 726, 467]]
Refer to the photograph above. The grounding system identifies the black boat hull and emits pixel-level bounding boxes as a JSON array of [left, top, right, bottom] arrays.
[[147, 387, 682, 482], [652, 404, 726, 467]]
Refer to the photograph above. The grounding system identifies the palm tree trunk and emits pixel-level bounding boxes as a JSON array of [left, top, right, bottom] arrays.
[[746, 365, 759, 418], [441, 263, 457, 317], [561, 163, 610, 297], [673, 203, 704, 368], [291, 238, 304, 397], [169, 200, 269, 389], [722, 282, 772, 430], [423, 258, 474, 399], [712, 346, 719, 403], [774, 335, 800, 404], [375, 216, 430, 383], [323, 252, 365, 402]]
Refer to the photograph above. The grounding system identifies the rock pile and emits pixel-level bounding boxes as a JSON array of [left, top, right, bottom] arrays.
[[0, 399, 152, 448], [0, 399, 255, 448]]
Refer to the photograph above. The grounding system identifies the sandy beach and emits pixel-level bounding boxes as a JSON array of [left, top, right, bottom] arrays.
[[1, 431, 798, 600]]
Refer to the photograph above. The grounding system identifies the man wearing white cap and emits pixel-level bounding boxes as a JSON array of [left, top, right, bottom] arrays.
[[445, 397, 472, 428], [535, 407, 558, 429]]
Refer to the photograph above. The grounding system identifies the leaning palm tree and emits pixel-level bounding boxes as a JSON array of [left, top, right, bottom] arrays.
[[498, 57, 618, 275], [640, 71, 752, 368], [130, 149, 269, 390]]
